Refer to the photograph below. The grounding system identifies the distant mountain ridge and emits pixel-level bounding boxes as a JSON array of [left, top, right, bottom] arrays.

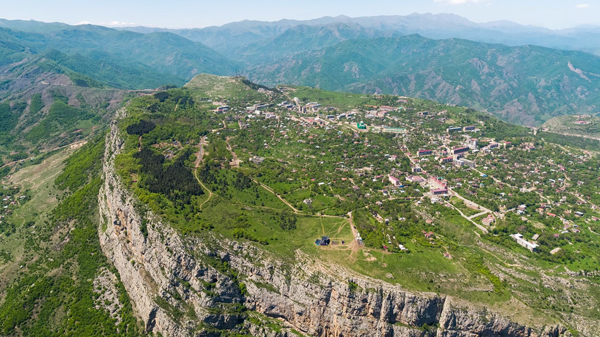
[[247, 35, 600, 126], [4, 16, 600, 125], [0, 21, 239, 156], [227, 22, 401, 66], [121, 13, 600, 56], [0, 23, 239, 90]]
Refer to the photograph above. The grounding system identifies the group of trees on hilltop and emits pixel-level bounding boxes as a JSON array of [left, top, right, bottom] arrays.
[[134, 147, 203, 205], [126, 120, 156, 135], [279, 210, 297, 230], [149, 90, 196, 112], [233, 172, 253, 190]]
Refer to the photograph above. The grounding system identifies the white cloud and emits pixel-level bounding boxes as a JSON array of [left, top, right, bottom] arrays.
[[434, 0, 486, 4], [75, 21, 138, 27], [576, 4, 590, 9], [101, 21, 138, 27]]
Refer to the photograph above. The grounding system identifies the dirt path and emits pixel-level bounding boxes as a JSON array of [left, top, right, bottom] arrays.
[[335, 221, 348, 236], [545, 131, 600, 142], [320, 217, 325, 236], [447, 202, 489, 234], [468, 210, 490, 220], [252, 179, 301, 214], [347, 211, 363, 257], [570, 191, 599, 211], [450, 190, 492, 215], [194, 137, 214, 209], [225, 137, 240, 168], [210, 121, 228, 134]]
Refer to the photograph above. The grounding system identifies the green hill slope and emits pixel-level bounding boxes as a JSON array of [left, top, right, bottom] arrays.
[[228, 22, 398, 66], [0, 25, 237, 85], [249, 35, 600, 125]]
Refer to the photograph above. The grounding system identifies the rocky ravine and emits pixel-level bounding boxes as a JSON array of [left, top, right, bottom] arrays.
[[98, 121, 572, 336]]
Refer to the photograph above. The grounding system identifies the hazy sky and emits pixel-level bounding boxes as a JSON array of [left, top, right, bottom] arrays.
[[2, 0, 600, 29]]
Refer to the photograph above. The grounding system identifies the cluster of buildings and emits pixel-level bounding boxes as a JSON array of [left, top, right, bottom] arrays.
[[447, 125, 479, 134], [247, 103, 272, 113], [428, 177, 448, 195], [1, 193, 24, 220]]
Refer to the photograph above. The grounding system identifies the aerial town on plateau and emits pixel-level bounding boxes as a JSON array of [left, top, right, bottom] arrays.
[[113, 74, 600, 293]]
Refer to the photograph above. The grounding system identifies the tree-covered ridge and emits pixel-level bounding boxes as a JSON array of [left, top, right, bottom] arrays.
[[0, 71, 126, 166], [26, 100, 98, 143], [0, 24, 237, 89], [0, 102, 20, 133], [126, 120, 156, 135], [248, 35, 600, 126], [0, 139, 142, 336]]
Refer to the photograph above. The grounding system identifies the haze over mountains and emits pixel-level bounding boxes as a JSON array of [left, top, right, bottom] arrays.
[[3, 13, 600, 125], [122, 13, 600, 57]]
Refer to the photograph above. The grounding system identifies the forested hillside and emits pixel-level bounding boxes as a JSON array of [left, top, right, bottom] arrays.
[[0, 24, 237, 89], [4, 18, 600, 125], [248, 35, 600, 125]]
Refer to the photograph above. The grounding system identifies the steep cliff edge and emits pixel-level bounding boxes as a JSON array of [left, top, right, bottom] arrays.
[[98, 121, 572, 336]]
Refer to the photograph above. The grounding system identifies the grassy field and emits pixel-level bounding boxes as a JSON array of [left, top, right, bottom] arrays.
[[8, 149, 72, 225], [543, 115, 600, 139], [0, 149, 70, 291], [185, 74, 271, 104]]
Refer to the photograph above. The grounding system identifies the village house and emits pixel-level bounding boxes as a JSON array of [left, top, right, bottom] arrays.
[[406, 175, 425, 183], [439, 156, 453, 164], [389, 175, 401, 187], [432, 188, 448, 195], [453, 146, 469, 155], [216, 105, 230, 113], [418, 149, 433, 156], [510, 233, 539, 252], [482, 214, 496, 226], [249, 156, 265, 164]]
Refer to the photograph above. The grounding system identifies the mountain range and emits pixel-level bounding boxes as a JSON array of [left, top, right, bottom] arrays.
[[122, 13, 600, 57], [246, 34, 600, 125], [3, 15, 600, 125], [0, 22, 238, 90]]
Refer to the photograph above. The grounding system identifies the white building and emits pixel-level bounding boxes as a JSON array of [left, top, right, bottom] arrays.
[[510, 233, 539, 252]]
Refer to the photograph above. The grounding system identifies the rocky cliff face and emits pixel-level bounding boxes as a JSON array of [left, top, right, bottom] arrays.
[[98, 121, 572, 337]]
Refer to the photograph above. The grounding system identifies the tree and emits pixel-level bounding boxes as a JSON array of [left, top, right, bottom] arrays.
[[279, 210, 297, 230]]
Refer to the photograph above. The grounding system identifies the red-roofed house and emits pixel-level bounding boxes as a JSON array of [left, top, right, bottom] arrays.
[[389, 175, 401, 186]]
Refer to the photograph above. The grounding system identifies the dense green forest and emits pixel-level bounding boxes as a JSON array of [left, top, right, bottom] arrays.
[[26, 100, 98, 143], [134, 147, 204, 205]]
